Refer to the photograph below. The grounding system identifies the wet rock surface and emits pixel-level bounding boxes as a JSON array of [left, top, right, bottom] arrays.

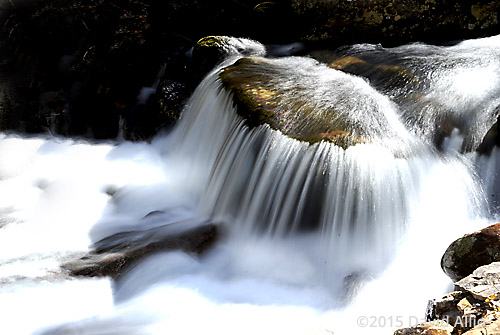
[[219, 56, 399, 148], [62, 222, 219, 279], [441, 223, 500, 282]]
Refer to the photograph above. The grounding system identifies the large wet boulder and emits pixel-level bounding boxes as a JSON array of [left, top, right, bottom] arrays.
[[441, 223, 500, 282], [219, 56, 412, 150], [219, 57, 364, 148]]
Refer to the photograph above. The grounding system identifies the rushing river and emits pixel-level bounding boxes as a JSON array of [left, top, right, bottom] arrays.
[[0, 34, 500, 335]]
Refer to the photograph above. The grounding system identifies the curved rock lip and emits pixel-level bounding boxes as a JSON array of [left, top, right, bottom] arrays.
[[219, 57, 366, 148], [219, 56, 414, 151], [218, 56, 381, 149]]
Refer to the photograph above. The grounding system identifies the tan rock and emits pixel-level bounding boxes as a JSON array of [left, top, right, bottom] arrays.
[[394, 321, 453, 335]]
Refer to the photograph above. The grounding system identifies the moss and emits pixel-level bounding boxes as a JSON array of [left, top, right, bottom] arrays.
[[219, 56, 365, 149], [455, 236, 477, 258], [196, 36, 229, 49], [254, 2, 276, 13]]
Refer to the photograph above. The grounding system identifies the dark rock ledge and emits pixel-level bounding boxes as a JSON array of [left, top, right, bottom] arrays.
[[62, 221, 219, 279]]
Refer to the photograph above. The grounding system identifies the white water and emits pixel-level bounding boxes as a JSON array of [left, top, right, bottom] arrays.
[[0, 35, 499, 335]]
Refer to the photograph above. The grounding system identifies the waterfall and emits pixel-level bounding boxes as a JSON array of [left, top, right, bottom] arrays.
[[0, 35, 499, 335]]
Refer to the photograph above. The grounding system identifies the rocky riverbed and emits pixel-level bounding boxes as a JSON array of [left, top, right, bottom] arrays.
[[396, 223, 500, 335]]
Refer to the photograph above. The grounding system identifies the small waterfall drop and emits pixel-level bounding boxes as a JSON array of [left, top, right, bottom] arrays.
[[0, 36, 498, 335]]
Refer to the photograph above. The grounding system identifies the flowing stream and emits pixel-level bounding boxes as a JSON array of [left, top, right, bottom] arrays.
[[0, 34, 500, 335]]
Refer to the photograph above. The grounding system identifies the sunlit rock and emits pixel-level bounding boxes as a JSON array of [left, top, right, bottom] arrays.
[[423, 267, 500, 335], [456, 262, 500, 301], [426, 290, 493, 334], [461, 312, 500, 334], [441, 223, 500, 282], [393, 321, 453, 335], [219, 56, 412, 149]]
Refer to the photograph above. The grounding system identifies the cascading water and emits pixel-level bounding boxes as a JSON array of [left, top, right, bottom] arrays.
[[0, 34, 499, 335]]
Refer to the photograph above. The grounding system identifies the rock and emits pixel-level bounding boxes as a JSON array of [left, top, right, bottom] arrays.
[[394, 321, 453, 335], [424, 263, 500, 333], [456, 262, 500, 301], [218, 56, 410, 149], [291, 0, 500, 46], [308, 52, 419, 95], [426, 291, 469, 325], [0, 0, 196, 140], [477, 118, 500, 155], [192, 36, 266, 77], [403, 246, 500, 335], [219, 56, 362, 147], [462, 312, 500, 334], [441, 223, 500, 282], [427, 291, 490, 333], [62, 222, 218, 279]]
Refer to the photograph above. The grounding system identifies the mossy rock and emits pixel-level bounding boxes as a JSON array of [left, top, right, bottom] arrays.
[[441, 223, 500, 282], [192, 36, 266, 77], [219, 56, 371, 149]]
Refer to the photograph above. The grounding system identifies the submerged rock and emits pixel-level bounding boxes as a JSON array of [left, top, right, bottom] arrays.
[[441, 223, 500, 282], [62, 222, 218, 279]]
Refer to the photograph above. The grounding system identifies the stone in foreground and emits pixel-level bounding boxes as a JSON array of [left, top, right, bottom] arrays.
[[441, 223, 500, 282], [393, 321, 453, 335]]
